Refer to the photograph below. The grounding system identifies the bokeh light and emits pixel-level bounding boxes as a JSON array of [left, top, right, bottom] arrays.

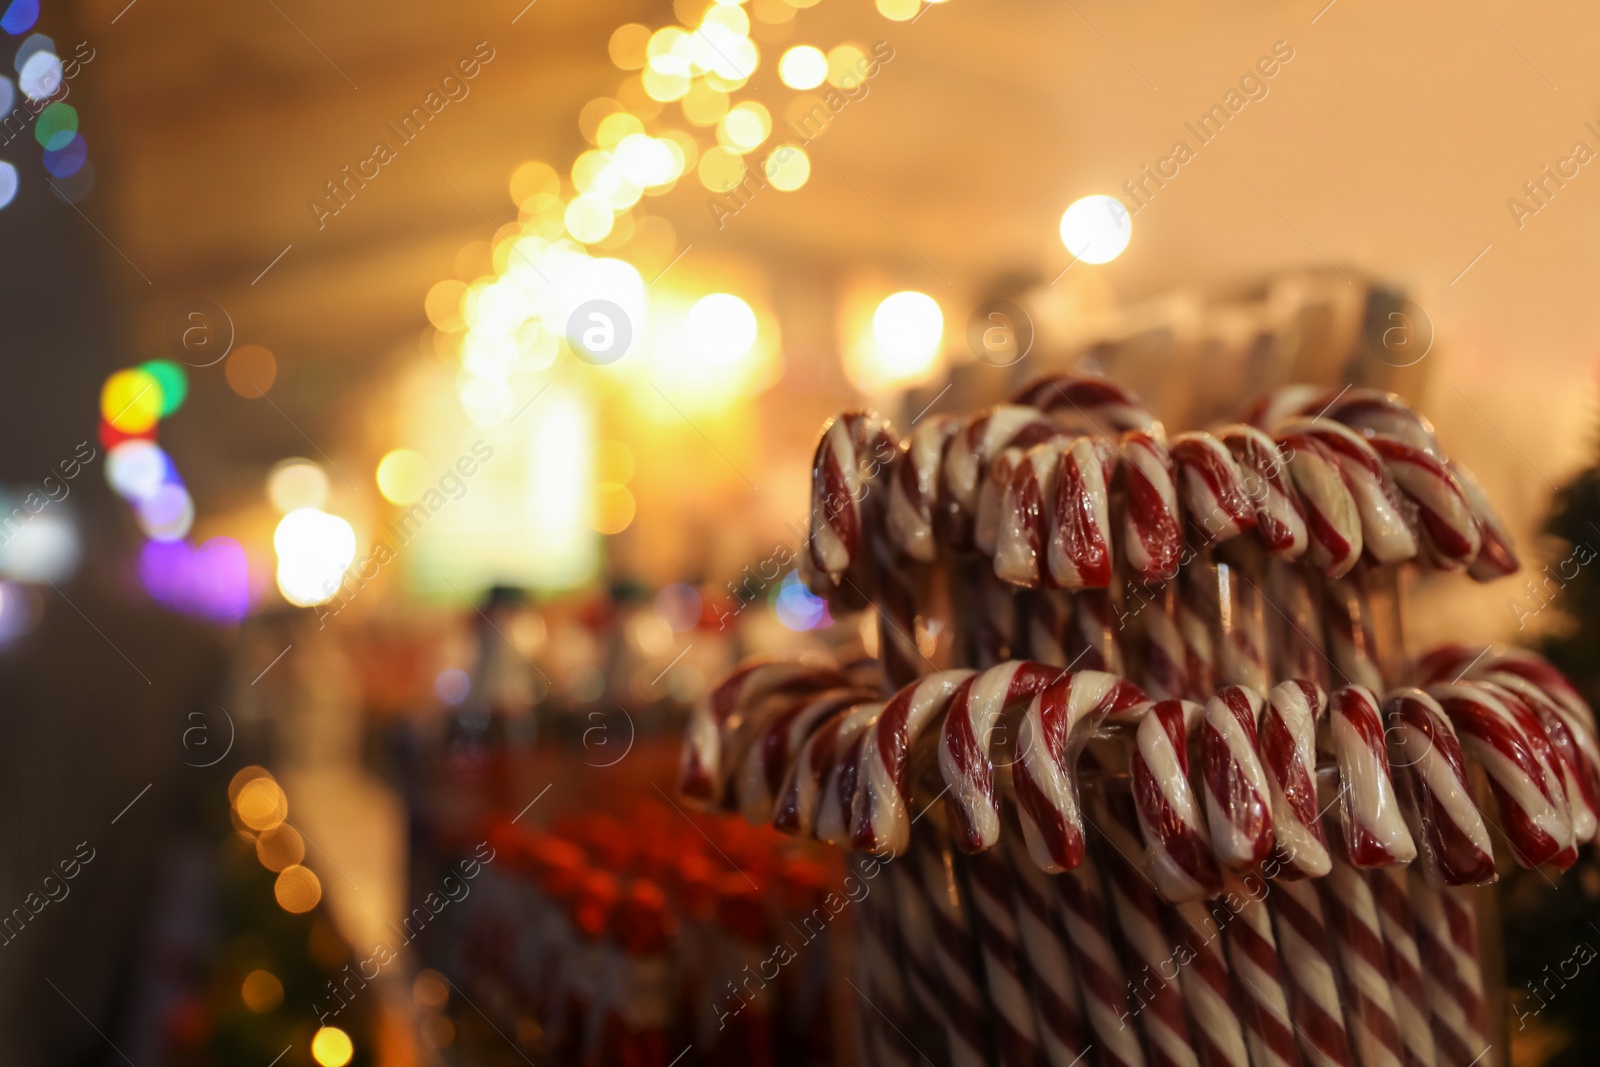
[[42, 133, 85, 178], [1, 0, 39, 34], [609, 23, 650, 70], [764, 145, 810, 191], [826, 44, 867, 88], [697, 146, 745, 192], [687, 293, 758, 364], [311, 1027, 353, 1067], [34, 101, 75, 150], [873, 290, 944, 368], [877, 0, 921, 20], [140, 359, 188, 416], [595, 439, 635, 484], [235, 777, 288, 831], [17, 48, 59, 100], [774, 571, 830, 630], [275, 864, 323, 914], [719, 102, 771, 153], [241, 969, 284, 1013], [0, 504, 78, 583], [136, 482, 194, 542], [267, 459, 329, 513], [376, 448, 427, 505], [564, 194, 614, 243], [141, 537, 250, 622], [779, 45, 827, 89], [0, 162, 16, 210], [226, 344, 277, 398], [593, 484, 636, 534], [273, 508, 357, 608], [435, 667, 470, 705], [655, 583, 701, 632], [100, 368, 164, 433], [1059, 193, 1133, 264], [256, 824, 306, 871], [107, 440, 172, 502]]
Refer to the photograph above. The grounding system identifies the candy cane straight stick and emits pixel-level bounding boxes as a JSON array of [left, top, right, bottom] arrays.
[[1054, 853, 1149, 1067], [914, 829, 993, 1067], [1367, 866, 1439, 1067], [963, 848, 1046, 1067], [1003, 832, 1093, 1067], [1270, 877, 1356, 1067], [1321, 854, 1407, 1067], [1409, 876, 1489, 1067]]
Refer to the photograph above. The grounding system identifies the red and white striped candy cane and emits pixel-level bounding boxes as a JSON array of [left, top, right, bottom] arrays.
[[1324, 572, 1385, 695], [1177, 555, 1220, 699], [1367, 865, 1439, 1067], [886, 860, 953, 1067], [1368, 435, 1481, 571], [914, 831, 993, 1067], [1269, 877, 1357, 1067], [1428, 682, 1577, 869], [1220, 424, 1308, 559], [851, 669, 976, 855], [887, 413, 959, 563], [1049, 435, 1116, 590], [1129, 697, 1224, 901], [1003, 832, 1093, 1067], [1276, 429, 1364, 578], [1055, 853, 1150, 1067], [963, 848, 1046, 1067], [939, 660, 1064, 853], [870, 527, 925, 689], [1477, 647, 1592, 726], [990, 439, 1061, 589], [814, 702, 885, 846], [1280, 418, 1417, 565], [1164, 896, 1252, 1067], [1011, 371, 1164, 439], [1199, 685, 1276, 870], [1477, 670, 1599, 845], [1447, 459, 1520, 580], [802, 410, 898, 601], [1221, 873, 1301, 1067], [1320, 387, 1442, 456], [1138, 585, 1191, 702], [1381, 689, 1495, 886], [976, 444, 1029, 563], [1329, 685, 1417, 867], [1012, 670, 1147, 872], [1170, 431, 1257, 544], [735, 687, 875, 824], [1322, 852, 1407, 1067], [1121, 429, 1184, 584], [1244, 384, 1327, 432], [771, 701, 869, 837], [1069, 588, 1123, 675], [1090, 797, 1201, 1067], [857, 879, 916, 1067], [1022, 589, 1071, 668], [943, 405, 1058, 551], [680, 660, 846, 802], [1258, 679, 1333, 879], [1409, 875, 1489, 1067]]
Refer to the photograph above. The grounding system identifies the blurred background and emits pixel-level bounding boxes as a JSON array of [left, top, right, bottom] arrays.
[[3, 0, 1599, 1062]]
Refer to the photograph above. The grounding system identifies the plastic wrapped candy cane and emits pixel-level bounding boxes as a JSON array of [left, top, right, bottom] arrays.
[[1328, 685, 1417, 868], [1269, 876, 1357, 1067], [1381, 689, 1496, 886], [850, 669, 976, 856], [801, 410, 898, 601], [886, 413, 959, 564], [941, 405, 1057, 550], [1054, 853, 1149, 1067], [1275, 426, 1364, 578], [1130, 698, 1223, 902], [1321, 854, 1407, 1067], [1002, 832, 1093, 1067], [1257, 679, 1333, 879], [1198, 685, 1275, 871], [734, 688, 877, 824], [963, 847, 1046, 1067], [1278, 417, 1418, 565]]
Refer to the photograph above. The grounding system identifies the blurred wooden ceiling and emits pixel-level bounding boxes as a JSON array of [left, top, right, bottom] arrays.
[[41, 0, 1600, 528]]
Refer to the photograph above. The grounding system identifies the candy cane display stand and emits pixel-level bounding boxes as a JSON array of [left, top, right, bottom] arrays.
[[679, 364, 1596, 1067]]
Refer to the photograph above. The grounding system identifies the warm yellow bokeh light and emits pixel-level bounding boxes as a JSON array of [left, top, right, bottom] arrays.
[[596, 440, 636, 485], [565, 195, 615, 244], [1059, 194, 1133, 264], [413, 969, 449, 1008], [228, 766, 273, 803], [509, 160, 559, 206], [687, 293, 758, 364], [596, 111, 643, 150], [241, 969, 284, 1013], [778, 45, 827, 89], [764, 145, 810, 191], [826, 44, 867, 88], [101, 369, 163, 434], [274, 508, 358, 608], [682, 81, 729, 127], [376, 449, 427, 505], [609, 23, 651, 70], [311, 1025, 354, 1067], [235, 777, 287, 831], [877, 0, 921, 20], [578, 98, 622, 145], [615, 134, 677, 187], [874, 291, 944, 365], [719, 102, 771, 153], [593, 484, 637, 535], [276, 864, 323, 914], [266, 459, 329, 514], [642, 67, 690, 102], [256, 823, 306, 872], [698, 146, 746, 193], [424, 279, 467, 331]]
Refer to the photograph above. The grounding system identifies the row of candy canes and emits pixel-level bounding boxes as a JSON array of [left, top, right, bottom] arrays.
[[678, 371, 1598, 1067]]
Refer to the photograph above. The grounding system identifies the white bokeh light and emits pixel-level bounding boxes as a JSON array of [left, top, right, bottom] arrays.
[[1059, 194, 1133, 264], [687, 293, 758, 364]]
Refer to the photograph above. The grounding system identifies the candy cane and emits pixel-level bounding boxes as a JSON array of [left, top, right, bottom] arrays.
[[1409, 876, 1489, 1067], [943, 405, 1058, 551], [803, 410, 898, 601], [1199, 685, 1275, 870], [771, 701, 871, 838], [886, 860, 954, 1067], [1220, 424, 1307, 559], [1090, 797, 1201, 1067], [887, 413, 959, 563], [939, 660, 1065, 853], [1055, 853, 1150, 1067], [1129, 697, 1223, 902], [1011, 371, 1164, 439], [914, 831, 993, 1067], [1070, 588, 1123, 675], [1329, 686, 1417, 867], [1216, 552, 1271, 698], [1381, 689, 1495, 886], [680, 660, 846, 802], [1222, 873, 1300, 1067], [1012, 670, 1147, 872], [1270, 877, 1357, 1067], [1276, 429, 1363, 578], [1367, 865, 1439, 1067], [1321, 853, 1407, 1067], [1170, 431, 1257, 544], [1428, 682, 1576, 869], [964, 848, 1046, 1066], [1324, 572, 1384, 695], [1279, 417, 1417, 565], [1003, 832, 1094, 1067], [1121, 429, 1184, 585], [815, 703, 886, 846], [1258, 679, 1333, 879], [851, 669, 976, 855], [1265, 562, 1329, 688], [1447, 460, 1520, 581], [735, 687, 876, 824], [1164, 896, 1252, 1067], [1476, 670, 1599, 845], [1369, 435, 1481, 571], [1050, 435, 1117, 590]]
